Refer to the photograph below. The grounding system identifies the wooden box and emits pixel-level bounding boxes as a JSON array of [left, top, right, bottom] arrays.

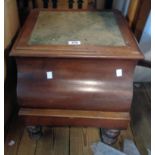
[[10, 9, 143, 130]]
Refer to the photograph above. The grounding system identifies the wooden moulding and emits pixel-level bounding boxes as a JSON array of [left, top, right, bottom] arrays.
[[19, 108, 130, 129], [10, 9, 142, 130], [10, 9, 144, 60]]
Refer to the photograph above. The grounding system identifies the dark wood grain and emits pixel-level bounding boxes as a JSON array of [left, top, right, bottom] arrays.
[[68, 0, 74, 9], [43, 0, 49, 8], [19, 108, 130, 129], [16, 57, 136, 112], [10, 9, 144, 130], [132, 0, 151, 41]]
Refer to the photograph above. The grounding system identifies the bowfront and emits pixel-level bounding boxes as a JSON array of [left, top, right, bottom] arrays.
[[10, 9, 143, 143]]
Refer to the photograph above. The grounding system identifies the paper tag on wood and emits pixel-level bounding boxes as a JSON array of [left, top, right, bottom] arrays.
[[116, 69, 123, 77], [68, 41, 81, 45], [46, 71, 53, 79]]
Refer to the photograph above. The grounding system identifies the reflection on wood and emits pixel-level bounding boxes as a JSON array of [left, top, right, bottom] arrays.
[[5, 85, 150, 155]]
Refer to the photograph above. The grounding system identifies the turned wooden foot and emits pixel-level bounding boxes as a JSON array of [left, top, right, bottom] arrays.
[[100, 128, 120, 145], [27, 126, 43, 140]]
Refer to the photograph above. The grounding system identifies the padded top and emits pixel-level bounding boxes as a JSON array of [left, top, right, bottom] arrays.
[[28, 11, 125, 46]]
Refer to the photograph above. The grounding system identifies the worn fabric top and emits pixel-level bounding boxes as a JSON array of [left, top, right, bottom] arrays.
[[29, 11, 125, 46]]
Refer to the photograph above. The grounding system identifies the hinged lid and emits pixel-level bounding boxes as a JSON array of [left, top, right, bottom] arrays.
[[10, 9, 143, 59]]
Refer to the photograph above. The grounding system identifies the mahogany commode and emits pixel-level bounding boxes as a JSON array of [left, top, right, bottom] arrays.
[[10, 9, 143, 143]]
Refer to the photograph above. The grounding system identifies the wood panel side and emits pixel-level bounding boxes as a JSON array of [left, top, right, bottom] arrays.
[[126, 0, 140, 27], [133, 0, 151, 41]]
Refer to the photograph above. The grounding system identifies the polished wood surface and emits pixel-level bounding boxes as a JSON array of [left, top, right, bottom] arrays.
[[17, 57, 136, 111], [19, 108, 129, 119], [19, 108, 129, 128], [10, 9, 143, 129], [5, 83, 150, 155]]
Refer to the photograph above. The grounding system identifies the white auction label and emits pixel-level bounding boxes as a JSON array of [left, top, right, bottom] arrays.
[[68, 41, 81, 45], [116, 69, 123, 77], [46, 71, 53, 79]]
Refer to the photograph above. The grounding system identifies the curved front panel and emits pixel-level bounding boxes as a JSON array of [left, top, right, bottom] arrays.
[[16, 58, 136, 112]]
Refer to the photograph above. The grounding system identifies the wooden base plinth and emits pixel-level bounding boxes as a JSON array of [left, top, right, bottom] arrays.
[[19, 108, 130, 129]]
